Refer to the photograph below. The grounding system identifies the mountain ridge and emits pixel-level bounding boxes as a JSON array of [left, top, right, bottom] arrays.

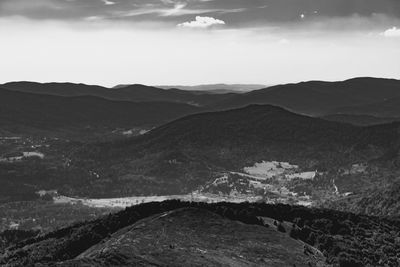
[[3, 77, 400, 117], [0, 87, 202, 135], [2, 201, 399, 267], [64, 104, 400, 198], [210, 77, 400, 116], [1, 81, 234, 107]]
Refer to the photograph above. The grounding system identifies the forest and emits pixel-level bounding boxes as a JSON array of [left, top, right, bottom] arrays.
[[1, 200, 399, 266]]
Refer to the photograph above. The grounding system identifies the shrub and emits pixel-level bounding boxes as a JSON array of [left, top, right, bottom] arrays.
[[289, 227, 299, 239], [277, 223, 286, 233]]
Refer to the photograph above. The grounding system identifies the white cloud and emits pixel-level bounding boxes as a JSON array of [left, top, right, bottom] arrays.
[[177, 16, 225, 28], [383, 27, 400, 37], [102, 0, 115, 5], [112, 5, 220, 18]]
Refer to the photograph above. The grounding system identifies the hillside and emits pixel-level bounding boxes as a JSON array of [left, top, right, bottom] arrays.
[[1, 82, 108, 97], [0, 88, 202, 135], [70, 208, 316, 267], [332, 96, 400, 118], [325, 180, 400, 218], [1, 82, 234, 107], [1, 201, 399, 266], [2, 103, 400, 214], [0, 88, 204, 203], [212, 78, 400, 116], [63, 105, 400, 198], [321, 114, 400, 126], [135, 104, 393, 148]]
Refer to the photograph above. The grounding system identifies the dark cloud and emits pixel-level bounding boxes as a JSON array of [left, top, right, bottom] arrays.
[[1, 0, 399, 27]]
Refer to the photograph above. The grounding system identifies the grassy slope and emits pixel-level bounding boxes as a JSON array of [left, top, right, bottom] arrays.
[[69, 208, 316, 267], [1, 201, 399, 266]]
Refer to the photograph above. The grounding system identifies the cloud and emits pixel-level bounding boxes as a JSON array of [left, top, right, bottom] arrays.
[[1, 0, 400, 30], [383, 26, 400, 37], [1, 14, 400, 88], [102, 0, 115, 5], [160, 2, 188, 16], [177, 16, 225, 28]]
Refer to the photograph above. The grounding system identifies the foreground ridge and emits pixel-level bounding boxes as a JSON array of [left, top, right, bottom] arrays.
[[1, 201, 399, 266]]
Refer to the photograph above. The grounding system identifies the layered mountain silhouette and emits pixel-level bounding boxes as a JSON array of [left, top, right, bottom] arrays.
[[2, 78, 400, 267], [0, 88, 201, 133], [156, 83, 266, 93], [210, 77, 400, 116], [3, 77, 400, 118], [2, 77, 400, 211], [1, 82, 235, 107]]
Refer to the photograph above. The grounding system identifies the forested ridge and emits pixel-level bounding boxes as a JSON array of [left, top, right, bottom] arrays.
[[1, 201, 399, 266]]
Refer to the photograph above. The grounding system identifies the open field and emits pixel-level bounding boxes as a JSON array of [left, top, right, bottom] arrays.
[[54, 193, 263, 209]]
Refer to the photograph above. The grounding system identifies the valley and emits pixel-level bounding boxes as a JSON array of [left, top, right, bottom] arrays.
[[1, 79, 400, 266], [3, 0, 400, 264]]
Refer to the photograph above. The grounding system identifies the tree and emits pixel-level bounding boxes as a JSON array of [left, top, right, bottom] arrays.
[[289, 226, 299, 239], [277, 223, 286, 233]]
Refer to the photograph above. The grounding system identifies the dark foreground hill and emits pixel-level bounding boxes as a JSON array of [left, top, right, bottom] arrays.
[[65, 104, 400, 197], [67, 208, 316, 267], [212, 77, 400, 116], [0, 88, 202, 136], [1, 201, 399, 266]]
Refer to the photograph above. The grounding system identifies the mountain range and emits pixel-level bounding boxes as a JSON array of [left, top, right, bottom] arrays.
[[2, 77, 400, 266], [2, 79, 400, 206], [155, 83, 267, 93], [0, 87, 202, 137], [1, 82, 235, 107], [2, 78, 400, 204], [3, 77, 400, 119], [209, 77, 400, 116]]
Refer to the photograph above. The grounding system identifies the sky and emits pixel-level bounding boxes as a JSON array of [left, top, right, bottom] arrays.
[[0, 0, 400, 87]]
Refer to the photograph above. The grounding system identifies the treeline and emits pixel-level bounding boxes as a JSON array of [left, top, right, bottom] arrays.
[[0, 160, 60, 203], [0, 230, 39, 253], [325, 181, 400, 218], [1, 201, 399, 266]]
